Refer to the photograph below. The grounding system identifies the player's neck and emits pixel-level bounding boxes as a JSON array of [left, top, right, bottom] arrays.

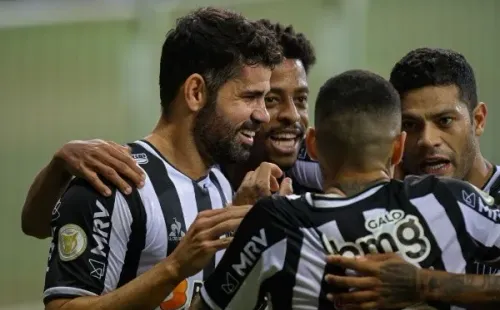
[[323, 170, 391, 197], [464, 152, 493, 189], [146, 118, 211, 180]]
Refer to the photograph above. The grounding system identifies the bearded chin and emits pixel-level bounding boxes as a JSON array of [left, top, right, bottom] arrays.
[[193, 98, 251, 166]]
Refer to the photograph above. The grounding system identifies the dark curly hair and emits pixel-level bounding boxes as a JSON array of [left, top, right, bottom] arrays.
[[390, 47, 478, 112], [256, 19, 316, 74], [159, 7, 283, 114]]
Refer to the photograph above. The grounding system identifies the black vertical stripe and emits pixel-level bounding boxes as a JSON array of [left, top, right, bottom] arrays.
[[193, 181, 215, 280], [267, 227, 304, 309], [117, 190, 147, 287], [129, 142, 187, 257], [209, 171, 228, 206]]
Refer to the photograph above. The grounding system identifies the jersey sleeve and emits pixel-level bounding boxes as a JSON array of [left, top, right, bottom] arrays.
[[287, 141, 323, 193], [43, 178, 135, 304], [438, 177, 500, 265], [200, 197, 293, 310]]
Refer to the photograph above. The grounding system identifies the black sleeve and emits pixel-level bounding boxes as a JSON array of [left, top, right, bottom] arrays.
[[200, 197, 293, 310], [43, 178, 130, 304]]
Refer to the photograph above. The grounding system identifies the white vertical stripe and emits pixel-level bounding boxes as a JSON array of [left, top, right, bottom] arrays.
[[411, 194, 467, 273], [292, 228, 326, 310], [211, 167, 234, 204], [137, 174, 168, 276], [457, 201, 500, 249], [207, 180, 227, 264], [482, 165, 500, 193], [201, 239, 287, 310], [103, 191, 133, 292], [317, 220, 346, 249]]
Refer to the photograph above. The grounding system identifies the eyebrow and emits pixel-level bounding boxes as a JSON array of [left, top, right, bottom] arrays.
[[268, 86, 309, 94], [240, 90, 266, 97], [402, 108, 459, 119]]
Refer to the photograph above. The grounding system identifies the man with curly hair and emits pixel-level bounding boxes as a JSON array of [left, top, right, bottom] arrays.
[[40, 8, 283, 310]]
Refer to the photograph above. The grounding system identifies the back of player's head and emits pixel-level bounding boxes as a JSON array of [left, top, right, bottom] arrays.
[[256, 19, 316, 73], [312, 70, 402, 170], [159, 7, 283, 115], [390, 47, 478, 112]]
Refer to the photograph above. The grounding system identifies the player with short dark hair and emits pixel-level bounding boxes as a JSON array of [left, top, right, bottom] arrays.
[[21, 20, 318, 241], [226, 19, 320, 201], [42, 7, 283, 310], [190, 70, 500, 310], [391, 48, 499, 277]]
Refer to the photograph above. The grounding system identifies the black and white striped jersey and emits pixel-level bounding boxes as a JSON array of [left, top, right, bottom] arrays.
[[200, 175, 500, 310], [467, 164, 500, 275], [43, 140, 233, 310]]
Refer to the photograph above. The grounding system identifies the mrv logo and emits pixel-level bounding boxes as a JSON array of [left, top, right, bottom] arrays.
[[326, 210, 431, 263], [232, 228, 268, 277]]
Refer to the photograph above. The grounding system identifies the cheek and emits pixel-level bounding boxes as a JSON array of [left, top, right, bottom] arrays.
[[300, 113, 309, 128]]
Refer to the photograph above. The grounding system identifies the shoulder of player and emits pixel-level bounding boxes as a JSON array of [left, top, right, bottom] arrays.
[[253, 194, 309, 221], [403, 174, 495, 206], [61, 177, 136, 216]]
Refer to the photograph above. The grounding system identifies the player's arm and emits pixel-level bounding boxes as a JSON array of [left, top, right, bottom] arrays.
[[193, 197, 292, 310], [325, 178, 500, 309], [21, 140, 144, 239], [326, 253, 500, 309], [44, 179, 186, 310], [287, 141, 323, 192]]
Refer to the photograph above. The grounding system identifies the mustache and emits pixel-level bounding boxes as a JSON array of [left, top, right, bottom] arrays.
[[239, 119, 261, 132]]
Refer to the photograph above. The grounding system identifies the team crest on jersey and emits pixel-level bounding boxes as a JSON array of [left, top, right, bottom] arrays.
[[58, 224, 87, 261], [132, 153, 149, 165], [168, 218, 186, 242]]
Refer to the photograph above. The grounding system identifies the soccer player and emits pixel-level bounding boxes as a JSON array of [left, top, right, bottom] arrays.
[[323, 48, 500, 310], [189, 70, 500, 310], [42, 7, 283, 310], [21, 20, 318, 239], [224, 19, 321, 197]]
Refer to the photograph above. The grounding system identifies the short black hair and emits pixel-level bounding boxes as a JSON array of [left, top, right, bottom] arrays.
[[390, 48, 478, 111], [159, 7, 283, 114], [257, 19, 316, 74], [315, 70, 401, 168]]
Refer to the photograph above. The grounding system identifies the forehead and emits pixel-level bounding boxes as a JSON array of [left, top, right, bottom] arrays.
[[269, 59, 308, 91], [231, 65, 272, 92], [402, 85, 467, 116]]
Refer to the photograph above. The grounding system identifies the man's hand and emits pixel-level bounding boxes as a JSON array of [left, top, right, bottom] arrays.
[[233, 162, 292, 205], [54, 139, 145, 196], [167, 205, 251, 280], [325, 253, 425, 309]]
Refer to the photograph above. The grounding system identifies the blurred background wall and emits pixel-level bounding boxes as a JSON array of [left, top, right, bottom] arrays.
[[0, 0, 498, 308]]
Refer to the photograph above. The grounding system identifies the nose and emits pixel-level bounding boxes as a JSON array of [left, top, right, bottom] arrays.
[[251, 98, 270, 124], [277, 98, 300, 124], [417, 123, 442, 149]]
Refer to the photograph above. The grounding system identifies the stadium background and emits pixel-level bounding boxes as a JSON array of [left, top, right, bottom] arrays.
[[0, 0, 498, 308]]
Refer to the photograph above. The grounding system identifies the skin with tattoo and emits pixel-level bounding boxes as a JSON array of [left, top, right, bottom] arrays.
[[327, 253, 500, 309]]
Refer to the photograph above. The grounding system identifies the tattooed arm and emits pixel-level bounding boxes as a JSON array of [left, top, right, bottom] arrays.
[[326, 254, 500, 309], [419, 268, 500, 308]]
